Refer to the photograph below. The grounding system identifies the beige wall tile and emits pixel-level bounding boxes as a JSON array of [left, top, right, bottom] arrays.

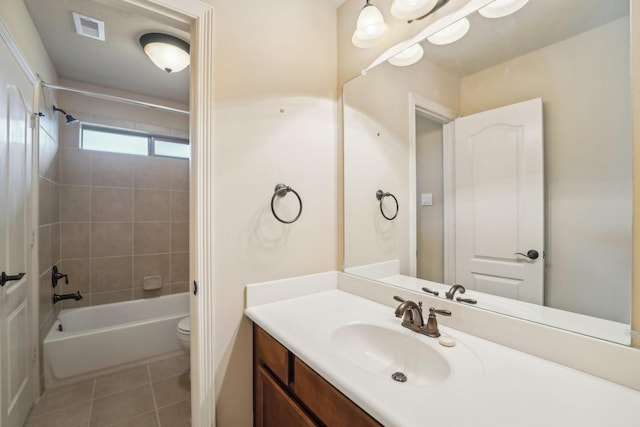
[[91, 289, 133, 306], [38, 273, 52, 330], [92, 153, 134, 188], [59, 120, 81, 149], [171, 252, 188, 283], [38, 177, 51, 225], [133, 285, 171, 300], [60, 185, 90, 222], [170, 191, 189, 221], [170, 159, 189, 191], [38, 225, 50, 275], [133, 156, 172, 190], [60, 258, 90, 295], [133, 254, 170, 288], [92, 187, 133, 222], [51, 223, 60, 265], [91, 223, 133, 257], [91, 257, 133, 293], [60, 149, 91, 185], [170, 221, 189, 252], [133, 222, 170, 255], [50, 182, 60, 223], [171, 282, 189, 294], [60, 223, 91, 259], [134, 189, 170, 221]]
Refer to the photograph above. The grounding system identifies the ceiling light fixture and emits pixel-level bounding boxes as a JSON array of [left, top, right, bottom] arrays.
[[352, 0, 388, 48], [427, 17, 470, 45], [478, 0, 529, 19], [388, 44, 424, 66], [390, 0, 438, 21], [139, 33, 190, 73]]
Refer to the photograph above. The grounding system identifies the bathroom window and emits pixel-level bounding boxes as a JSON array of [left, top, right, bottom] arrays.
[[80, 124, 189, 159]]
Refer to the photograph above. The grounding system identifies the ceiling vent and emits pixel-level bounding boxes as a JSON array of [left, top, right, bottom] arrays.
[[72, 12, 105, 41]]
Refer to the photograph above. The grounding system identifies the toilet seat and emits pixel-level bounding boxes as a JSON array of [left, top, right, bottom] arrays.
[[177, 316, 190, 334]]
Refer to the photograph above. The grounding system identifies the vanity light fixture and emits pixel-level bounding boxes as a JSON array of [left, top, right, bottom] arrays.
[[139, 33, 190, 73], [427, 17, 470, 45], [390, 0, 438, 21], [352, 0, 388, 48], [388, 44, 424, 66], [478, 0, 529, 19]]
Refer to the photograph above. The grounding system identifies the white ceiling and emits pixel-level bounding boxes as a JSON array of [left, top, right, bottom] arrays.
[[24, 0, 191, 105]]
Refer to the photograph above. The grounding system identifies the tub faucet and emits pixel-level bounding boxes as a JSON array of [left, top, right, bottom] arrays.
[[445, 284, 466, 300], [53, 291, 82, 304], [51, 265, 68, 288], [393, 296, 425, 328]]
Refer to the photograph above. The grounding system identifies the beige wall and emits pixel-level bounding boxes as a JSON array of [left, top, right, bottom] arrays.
[[343, 58, 459, 275], [211, 1, 338, 425], [416, 116, 444, 282], [632, 0, 640, 348], [461, 18, 631, 322]]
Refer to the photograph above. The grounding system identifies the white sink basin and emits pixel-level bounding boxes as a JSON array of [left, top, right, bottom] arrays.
[[331, 322, 451, 386]]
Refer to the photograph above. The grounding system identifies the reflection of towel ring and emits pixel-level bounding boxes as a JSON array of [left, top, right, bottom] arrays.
[[271, 184, 303, 224], [376, 189, 398, 221]]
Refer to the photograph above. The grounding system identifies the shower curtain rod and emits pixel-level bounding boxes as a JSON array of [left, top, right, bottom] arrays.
[[41, 82, 190, 116]]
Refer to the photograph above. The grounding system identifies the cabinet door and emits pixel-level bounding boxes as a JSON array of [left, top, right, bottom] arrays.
[[255, 365, 317, 427]]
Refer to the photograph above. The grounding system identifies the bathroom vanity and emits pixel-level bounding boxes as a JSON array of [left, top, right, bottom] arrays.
[[245, 272, 640, 427]]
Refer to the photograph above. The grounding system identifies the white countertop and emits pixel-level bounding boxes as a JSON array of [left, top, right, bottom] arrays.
[[245, 287, 640, 427]]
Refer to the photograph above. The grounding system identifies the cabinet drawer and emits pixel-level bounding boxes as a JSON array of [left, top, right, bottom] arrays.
[[291, 358, 381, 427], [254, 326, 289, 384]]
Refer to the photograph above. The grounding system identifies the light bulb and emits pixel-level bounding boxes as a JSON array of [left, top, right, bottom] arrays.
[[388, 44, 424, 66], [390, 0, 438, 21], [352, 2, 388, 48], [479, 0, 529, 19], [427, 18, 470, 45]]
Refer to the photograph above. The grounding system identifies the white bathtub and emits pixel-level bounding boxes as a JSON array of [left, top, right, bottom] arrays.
[[43, 293, 189, 388]]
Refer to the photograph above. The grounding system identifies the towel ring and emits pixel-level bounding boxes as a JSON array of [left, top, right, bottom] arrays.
[[271, 184, 302, 224], [376, 189, 398, 221]]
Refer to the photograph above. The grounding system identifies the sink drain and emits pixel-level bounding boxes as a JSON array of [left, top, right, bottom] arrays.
[[391, 371, 407, 383]]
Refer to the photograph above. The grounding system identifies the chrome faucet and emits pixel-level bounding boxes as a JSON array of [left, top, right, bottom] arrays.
[[445, 284, 466, 300], [393, 296, 425, 328]]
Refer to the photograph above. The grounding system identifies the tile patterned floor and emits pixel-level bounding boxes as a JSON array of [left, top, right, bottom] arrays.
[[25, 355, 190, 427]]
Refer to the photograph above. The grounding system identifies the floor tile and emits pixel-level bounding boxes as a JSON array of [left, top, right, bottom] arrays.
[[148, 354, 190, 383], [29, 380, 94, 417], [25, 401, 91, 427], [152, 373, 190, 408], [93, 366, 150, 399], [89, 384, 154, 427], [107, 410, 159, 427], [157, 399, 190, 427]]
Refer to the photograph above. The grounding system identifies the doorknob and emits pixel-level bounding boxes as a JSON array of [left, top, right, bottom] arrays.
[[0, 272, 26, 287], [514, 250, 539, 260]]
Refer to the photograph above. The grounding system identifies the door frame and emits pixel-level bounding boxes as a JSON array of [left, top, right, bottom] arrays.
[[408, 93, 458, 284], [119, 1, 217, 425], [0, 17, 40, 413]]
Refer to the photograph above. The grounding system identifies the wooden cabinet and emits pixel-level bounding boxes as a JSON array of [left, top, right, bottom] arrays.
[[254, 325, 381, 427]]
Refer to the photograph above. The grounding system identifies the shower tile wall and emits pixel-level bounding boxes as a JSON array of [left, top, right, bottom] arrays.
[[57, 124, 189, 308], [38, 111, 60, 389]]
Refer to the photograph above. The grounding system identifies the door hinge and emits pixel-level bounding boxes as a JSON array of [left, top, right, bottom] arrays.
[[193, 281, 198, 296], [32, 346, 37, 363]]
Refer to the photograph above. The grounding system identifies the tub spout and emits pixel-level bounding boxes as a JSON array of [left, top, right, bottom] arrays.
[[53, 291, 83, 304]]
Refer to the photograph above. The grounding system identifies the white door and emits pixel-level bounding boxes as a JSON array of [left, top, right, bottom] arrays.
[[454, 98, 544, 304], [0, 36, 36, 427]]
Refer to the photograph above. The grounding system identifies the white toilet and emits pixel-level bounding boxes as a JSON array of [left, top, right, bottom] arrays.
[[177, 316, 190, 353]]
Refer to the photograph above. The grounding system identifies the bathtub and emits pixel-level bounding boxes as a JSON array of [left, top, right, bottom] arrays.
[[43, 293, 189, 388]]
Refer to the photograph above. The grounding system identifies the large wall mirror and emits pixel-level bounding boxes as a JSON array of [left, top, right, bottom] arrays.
[[343, 0, 634, 346]]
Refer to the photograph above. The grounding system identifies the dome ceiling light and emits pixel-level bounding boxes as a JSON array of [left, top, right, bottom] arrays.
[[139, 33, 190, 73], [388, 43, 424, 66], [427, 17, 470, 45], [352, 0, 388, 48], [478, 0, 530, 19]]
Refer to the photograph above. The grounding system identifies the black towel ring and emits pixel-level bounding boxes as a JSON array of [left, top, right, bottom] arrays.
[[376, 189, 398, 221], [271, 184, 303, 224]]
